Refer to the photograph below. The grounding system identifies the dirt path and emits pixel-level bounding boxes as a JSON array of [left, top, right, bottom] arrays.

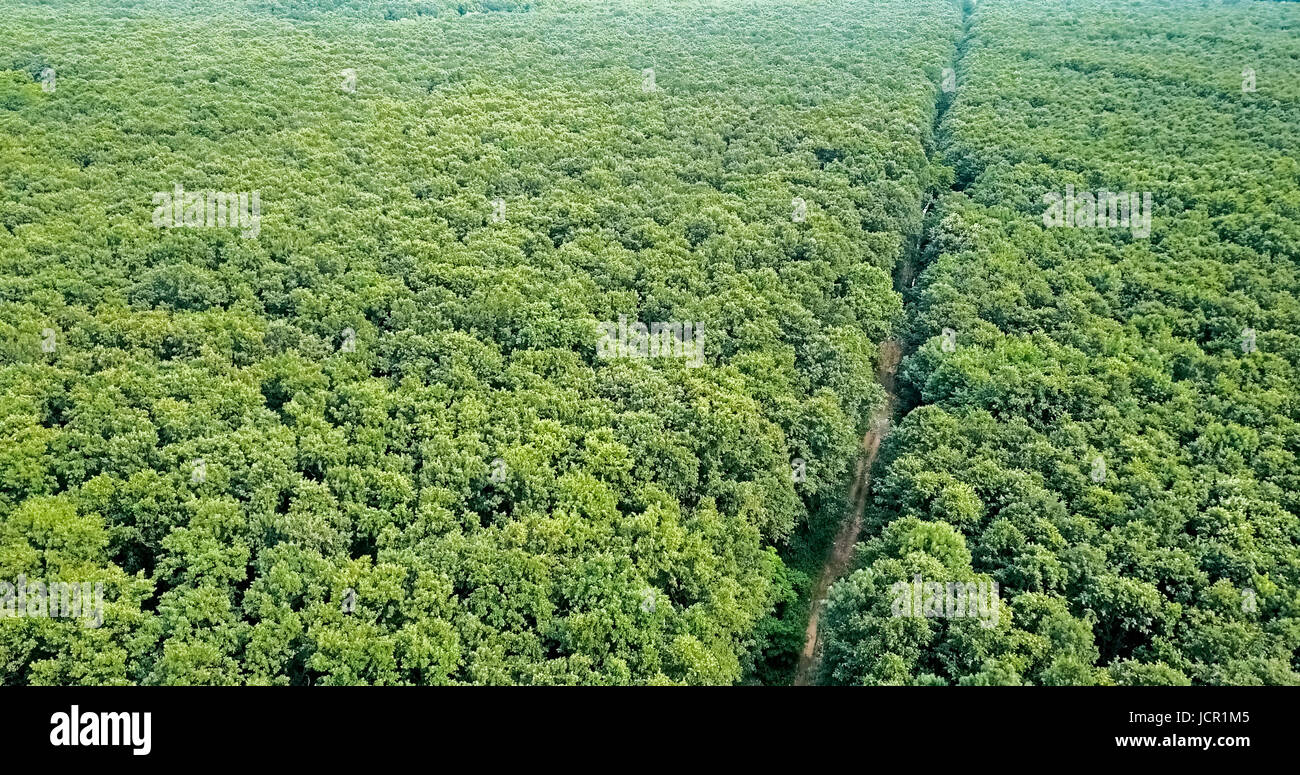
[[791, 1, 973, 686], [793, 337, 901, 686]]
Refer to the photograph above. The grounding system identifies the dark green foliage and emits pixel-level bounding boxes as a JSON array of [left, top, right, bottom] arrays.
[[820, 0, 1300, 686], [5, 0, 1295, 688], [0, 0, 961, 684]]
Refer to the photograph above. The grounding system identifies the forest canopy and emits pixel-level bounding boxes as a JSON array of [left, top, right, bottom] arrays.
[[1, 0, 958, 684], [818, 0, 1300, 687], [2, 0, 1297, 686]]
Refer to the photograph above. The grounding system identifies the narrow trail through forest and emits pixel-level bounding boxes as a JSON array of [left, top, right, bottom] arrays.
[[792, 3, 975, 686], [793, 338, 900, 685]]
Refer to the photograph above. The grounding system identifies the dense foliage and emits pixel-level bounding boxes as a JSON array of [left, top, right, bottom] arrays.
[[5, 0, 1296, 688], [819, 0, 1300, 686], [1, 0, 962, 684]]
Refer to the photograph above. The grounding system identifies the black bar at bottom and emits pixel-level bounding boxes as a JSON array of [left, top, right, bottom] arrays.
[[4, 687, 1284, 765]]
